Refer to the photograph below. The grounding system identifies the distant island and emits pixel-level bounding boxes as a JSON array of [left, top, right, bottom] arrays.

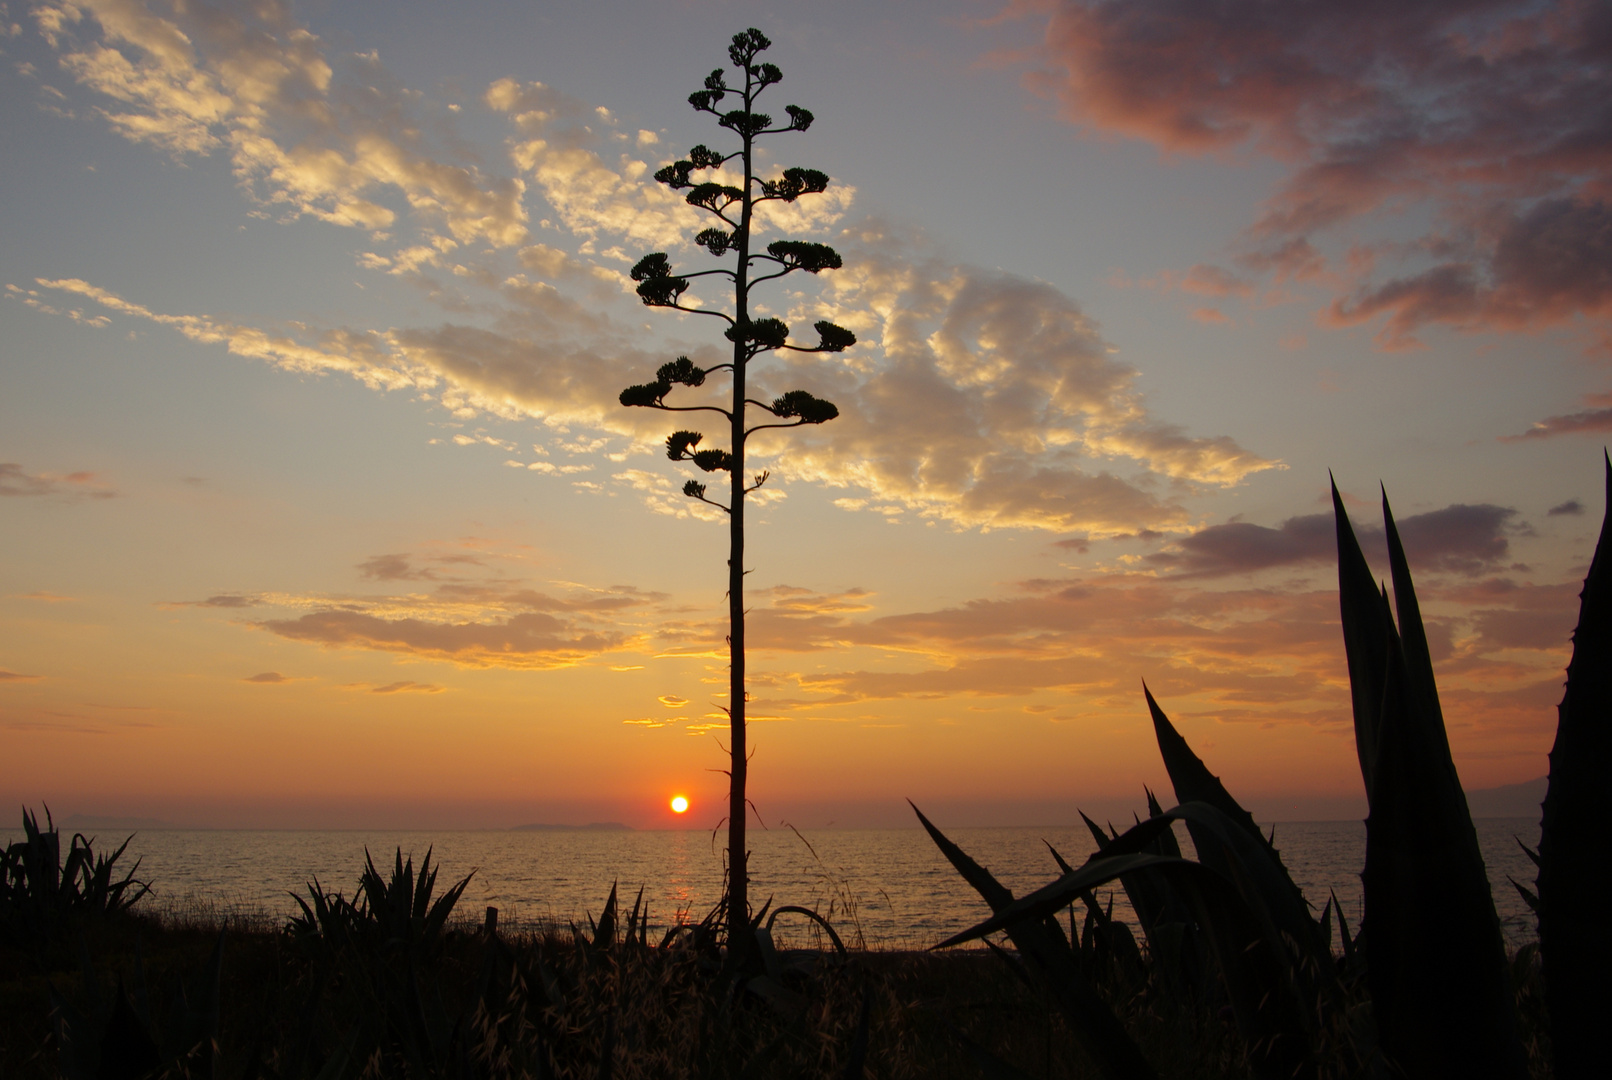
[[60, 814, 184, 832], [1465, 776, 1548, 819], [511, 822, 633, 832]]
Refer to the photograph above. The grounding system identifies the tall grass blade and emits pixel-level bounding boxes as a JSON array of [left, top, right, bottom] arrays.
[[1329, 890, 1355, 966], [595, 882, 618, 950], [911, 801, 1158, 1080], [1338, 490, 1526, 1079], [1537, 451, 1612, 1078]]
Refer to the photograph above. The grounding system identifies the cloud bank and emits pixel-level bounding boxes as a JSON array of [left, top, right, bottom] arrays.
[[1025, 0, 1612, 351], [14, 0, 1281, 539]]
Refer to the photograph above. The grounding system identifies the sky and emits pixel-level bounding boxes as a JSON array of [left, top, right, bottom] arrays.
[[2, 0, 1609, 830]]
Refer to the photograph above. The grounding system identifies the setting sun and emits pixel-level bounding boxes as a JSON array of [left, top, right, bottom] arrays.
[[670, 796, 689, 814]]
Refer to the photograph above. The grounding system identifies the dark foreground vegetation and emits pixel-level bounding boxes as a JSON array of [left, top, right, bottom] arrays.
[[5, 457, 1608, 1079], [0, 830, 1547, 1080]]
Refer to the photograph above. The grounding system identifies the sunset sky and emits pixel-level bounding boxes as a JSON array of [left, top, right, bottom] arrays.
[[3, 0, 1609, 829]]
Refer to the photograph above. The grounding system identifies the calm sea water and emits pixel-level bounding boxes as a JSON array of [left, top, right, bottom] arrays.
[[3, 819, 1541, 951]]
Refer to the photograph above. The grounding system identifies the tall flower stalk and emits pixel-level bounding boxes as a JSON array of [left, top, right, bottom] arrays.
[[619, 27, 853, 956]]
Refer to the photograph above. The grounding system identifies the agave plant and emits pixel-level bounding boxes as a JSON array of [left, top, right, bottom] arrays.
[[1333, 482, 1526, 1080], [1535, 453, 1612, 1080], [921, 463, 1612, 1080], [1, 806, 148, 949]]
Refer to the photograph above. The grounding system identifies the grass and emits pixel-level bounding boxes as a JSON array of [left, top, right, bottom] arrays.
[[0, 854, 1555, 1079], [0, 898, 1267, 1079]]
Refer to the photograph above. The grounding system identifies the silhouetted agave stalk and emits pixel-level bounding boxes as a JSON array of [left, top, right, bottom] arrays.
[[617, 28, 856, 961], [1537, 452, 1612, 1079], [1333, 482, 1526, 1079]]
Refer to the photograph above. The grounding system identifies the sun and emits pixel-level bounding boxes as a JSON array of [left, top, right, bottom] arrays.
[[670, 795, 689, 814]]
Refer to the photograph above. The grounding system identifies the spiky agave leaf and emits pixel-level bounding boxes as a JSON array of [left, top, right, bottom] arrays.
[[1538, 452, 1612, 1079], [1333, 479, 1396, 797], [936, 817, 1309, 1080], [1143, 686, 1327, 966], [1335, 489, 1526, 1079], [910, 801, 1159, 1080]]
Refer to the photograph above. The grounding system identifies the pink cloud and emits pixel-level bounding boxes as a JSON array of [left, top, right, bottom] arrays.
[[1503, 402, 1612, 441], [1025, 0, 1612, 348], [0, 463, 116, 499], [1181, 263, 1253, 297]]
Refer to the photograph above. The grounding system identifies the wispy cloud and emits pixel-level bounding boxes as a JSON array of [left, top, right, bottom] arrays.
[[159, 593, 262, 610], [33, 0, 528, 250], [1503, 393, 1612, 441], [18, 0, 1280, 540], [259, 608, 626, 669], [243, 549, 664, 668], [369, 680, 445, 694], [0, 461, 116, 499]]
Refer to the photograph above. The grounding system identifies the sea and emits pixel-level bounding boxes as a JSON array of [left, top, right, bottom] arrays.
[[3, 819, 1542, 952]]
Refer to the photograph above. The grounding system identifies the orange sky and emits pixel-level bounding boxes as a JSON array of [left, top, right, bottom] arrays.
[[3, 0, 1607, 828]]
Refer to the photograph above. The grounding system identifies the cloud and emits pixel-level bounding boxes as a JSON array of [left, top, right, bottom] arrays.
[[161, 593, 261, 609], [1022, 0, 1612, 350], [0, 670, 44, 681], [31, 224, 1279, 537], [1548, 499, 1585, 517], [1503, 395, 1612, 441], [256, 609, 625, 669], [243, 671, 288, 683], [1147, 502, 1523, 577], [357, 554, 430, 581], [232, 554, 667, 669], [32, 0, 528, 257], [717, 558, 1576, 762], [487, 77, 854, 251], [0, 461, 116, 499], [759, 222, 1283, 535], [370, 680, 444, 694], [29, 277, 417, 389], [1181, 264, 1253, 297], [19, 3, 1279, 539], [1147, 513, 1336, 577]]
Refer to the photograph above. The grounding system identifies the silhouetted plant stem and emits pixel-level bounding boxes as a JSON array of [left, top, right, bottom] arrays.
[[617, 28, 855, 964], [727, 96, 753, 959]]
